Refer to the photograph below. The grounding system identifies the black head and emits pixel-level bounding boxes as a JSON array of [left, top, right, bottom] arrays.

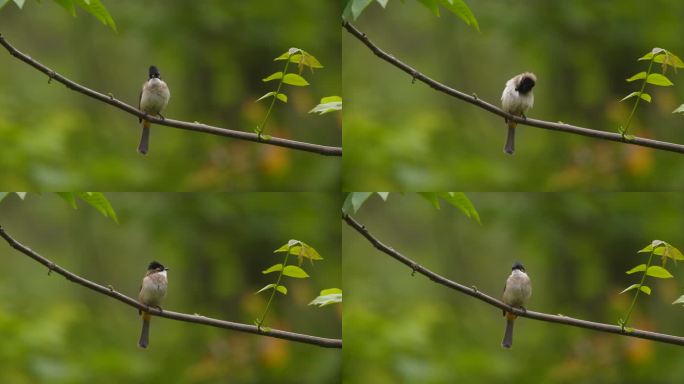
[[148, 65, 161, 79], [512, 262, 525, 272], [147, 261, 167, 271], [515, 73, 536, 94]]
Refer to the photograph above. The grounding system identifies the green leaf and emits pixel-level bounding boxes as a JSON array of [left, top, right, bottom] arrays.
[[376, 0, 388, 7], [309, 96, 342, 115], [11, 0, 24, 8], [638, 240, 666, 253], [655, 243, 684, 261], [417, 0, 440, 16], [0, 192, 8, 202], [377, 192, 389, 201], [638, 48, 666, 61], [275, 285, 287, 295], [56, 192, 77, 208], [639, 93, 652, 102], [646, 265, 673, 278], [620, 284, 641, 294], [620, 92, 640, 102], [256, 91, 277, 102], [287, 53, 324, 71], [282, 265, 309, 278], [262, 72, 283, 82], [437, 0, 480, 32], [256, 283, 276, 294], [418, 192, 440, 209], [646, 73, 673, 86], [76, 192, 118, 223], [672, 295, 684, 305], [438, 192, 481, 224], [673, 104, 684, 114], [274, 48, 302, 60], [53, 0, 77, 16], [343, 192, 374, 214], [626, 72, 647, 82], [309, 288, 342, 307], [0, 0, 10, 9], [75, 0, 117, 32], [276, 93, 287, 103], [625, 264, 647, 274], [639, 285, 651, 295], [282, 73, 309, 86], [262, 264, 283, 274], [343, 0, 374, 21]]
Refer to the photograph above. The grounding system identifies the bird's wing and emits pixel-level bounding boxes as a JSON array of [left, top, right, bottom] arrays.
[[138, 88, 143, 123]]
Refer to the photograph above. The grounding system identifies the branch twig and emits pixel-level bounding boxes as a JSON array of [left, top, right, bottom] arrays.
[[0, 34, 341, 157], [343, 213, 684, 347], [0, 225, 341, 349], [343, 21, 684, 155]]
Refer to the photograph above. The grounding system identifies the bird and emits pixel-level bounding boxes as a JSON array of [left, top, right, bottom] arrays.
[[138, 65, 170, 155], [501, 72, 536, 154], [502, 261, 532, 348], [138, 261, 168, 348]]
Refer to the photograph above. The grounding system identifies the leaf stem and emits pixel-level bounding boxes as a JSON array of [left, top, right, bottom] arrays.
[[256, 55, 292, 139], [622, 57, 655, 137], [622, 250, 654, 331], [257, 245, 291, 331]]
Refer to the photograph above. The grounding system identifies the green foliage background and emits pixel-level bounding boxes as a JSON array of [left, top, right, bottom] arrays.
[[343, 1, 684, 190], [0, 193, 341, 383], [0, 1, 341, 191], [343, 193, 684, 383]]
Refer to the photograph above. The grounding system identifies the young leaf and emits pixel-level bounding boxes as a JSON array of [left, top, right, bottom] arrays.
[[56, 192, 77, 208], [673, 104, 684, 114], [625, 264, 647, 274], [274, 48, 303, 61], [78, 0, 118, 33], [256, 91, 277, 102], [342, 0, 374, 21], [275, 285, 287, 295], [639, 93, 652, 102], [262, 264, 284, 274], [256, 283, 276, 294], [626, 72, 647, 82], [419, 192, 440, 209], [262, 72, 283, 82], [377, 192, 390, 201], [276, 93, 287, 103], [437, 0, 480, 32], [309, 96, 342, 115], [620, 284, 641, 294], [620, 92, 640, 102], [646, 73, 673, 86], [672, 295, 684, 305], [645, 265, 673, 278], [638, 240, 666, 253], [309, 288, 343, 307], [638, 47, 666, 61], [639, 285, 651, 295], [282, 265, 310, 278], [282, 73, 309, 86]]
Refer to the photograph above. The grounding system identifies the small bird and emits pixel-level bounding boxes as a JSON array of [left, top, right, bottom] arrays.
[[138, 261, 168, 348], [502, 261, 532, 349], [501, 72, 536, 154], [138, 65, 171, 155]]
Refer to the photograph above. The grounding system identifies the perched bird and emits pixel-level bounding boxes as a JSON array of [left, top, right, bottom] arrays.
[[138, 261, 168, 348], [502, 261, 532, 349], [138, 65, 170, 155], [501, 72, 536, 154]]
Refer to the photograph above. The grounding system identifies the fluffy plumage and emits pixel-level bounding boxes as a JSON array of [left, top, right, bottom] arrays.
[[138, 66, 170, 155], [138, 261, 168, 348], [502, 262, 531, 348], [501, 72, 536, 154]]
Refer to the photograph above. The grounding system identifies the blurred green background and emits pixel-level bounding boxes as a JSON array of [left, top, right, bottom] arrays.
[[0, 193, 341, 383], [343, 1, 684, 191], [343, 193, 684, 383], [0, 1, 341, 191]]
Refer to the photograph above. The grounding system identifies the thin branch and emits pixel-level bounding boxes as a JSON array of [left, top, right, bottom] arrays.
[[343, 213, 684, 347], [0, 34, 341, 157], [343, 21, 684, 155], [0, 225, 341, 349]]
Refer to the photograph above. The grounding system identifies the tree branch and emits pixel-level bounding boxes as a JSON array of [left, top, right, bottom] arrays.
[[343, 213, 684, 347], [0, 33, 341, 157], [0, 225, 341, 349], [343, 21, 684, 155]]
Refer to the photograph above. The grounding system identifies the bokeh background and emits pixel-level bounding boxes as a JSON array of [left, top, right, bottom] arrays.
[[343, 193, 684, 383], [0, 1, 341, 191], [343, 1, 684, 191], [0, 193, 341, 383]]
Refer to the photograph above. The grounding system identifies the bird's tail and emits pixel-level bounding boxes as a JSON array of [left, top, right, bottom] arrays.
[[502, 318, 514, 348], [504, 122, 516, 155], [139, 313, 151, 348], [138, 120, 150, 155]]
